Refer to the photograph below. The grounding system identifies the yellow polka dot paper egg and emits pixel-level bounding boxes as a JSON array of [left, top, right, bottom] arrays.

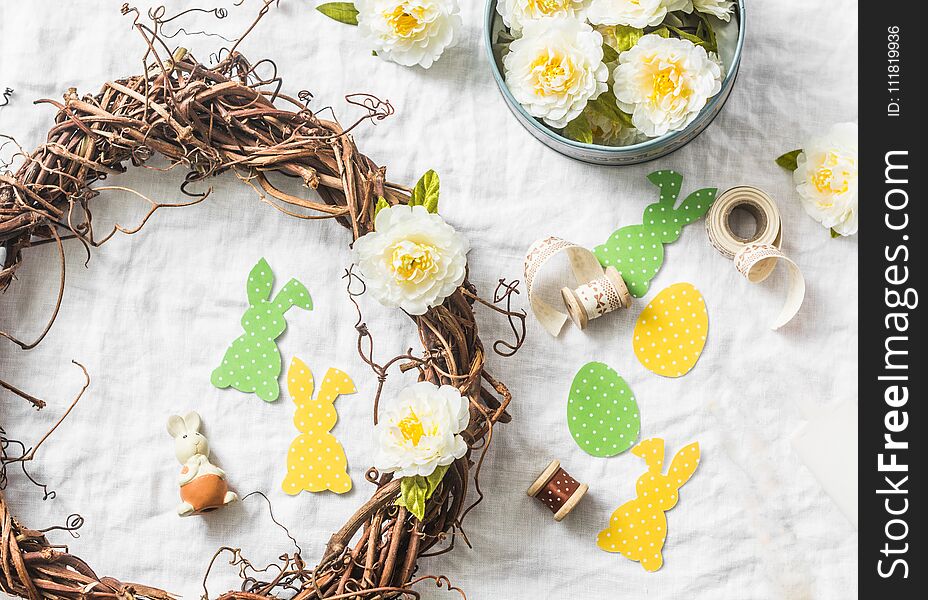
[[633, 283, 708, 378]]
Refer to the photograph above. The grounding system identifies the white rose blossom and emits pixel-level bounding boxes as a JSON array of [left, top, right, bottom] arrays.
[[353, 204, 469, 315], [373, 381, 470, 478], [692, 0, 734, 21], [496, 0, 590, 34], [503, 16, 609, 129], [612, 34, 722, 137], [793, 122, 859, 236], [587, 0, 692, 28], [356, 0, 462, 69], [587, 0, 665, 28]]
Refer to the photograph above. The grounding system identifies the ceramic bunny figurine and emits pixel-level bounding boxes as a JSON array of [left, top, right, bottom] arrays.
[[596, 438, 700, 571], [167, 411, 238, 516], [211, 258, 312, 402]]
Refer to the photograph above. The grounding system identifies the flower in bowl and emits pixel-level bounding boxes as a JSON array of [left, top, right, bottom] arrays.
[[693, 0, 734, 21], [503, 16, 609, 128], [497, 0, 591, 33], [587, 0, 672, 28], [492, 0, 734, 148], [612, 34, 722, 137]]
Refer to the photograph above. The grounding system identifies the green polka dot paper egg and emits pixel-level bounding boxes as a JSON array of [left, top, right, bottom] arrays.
[[567, 362, 640, 457]]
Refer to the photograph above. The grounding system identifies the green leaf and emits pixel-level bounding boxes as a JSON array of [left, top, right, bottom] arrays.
[[374, 196, 389, 220], [424, 464, 450, 497], [496, 30, 516, 45], [830, 228, 841, 238], [601, 42, 620, 63], [695, 14, 718, 53], [614, 25, 644, 52], [396, 476, 428, 521], [587, 90, 633, 129], [665, 24, 710, 49], [561, 114, 593, 144], [316, 2, 358, 26], [776, 149, 803, 172], [410, 169, 440, 213], [651, 26, 670, 38], [394, 465, 450, 521]]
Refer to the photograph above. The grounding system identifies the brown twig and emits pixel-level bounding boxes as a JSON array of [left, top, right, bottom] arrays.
[[0, 378, 46, 409], [3, 361, 90, 466]]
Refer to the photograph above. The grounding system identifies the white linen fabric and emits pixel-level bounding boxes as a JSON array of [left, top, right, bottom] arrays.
[[0, 1, 857, 598]]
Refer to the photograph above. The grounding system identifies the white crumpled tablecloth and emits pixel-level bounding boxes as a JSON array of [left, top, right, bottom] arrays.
[[0, 1, 858, 598]]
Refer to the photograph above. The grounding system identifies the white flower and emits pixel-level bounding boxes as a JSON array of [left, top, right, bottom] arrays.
[[793, 122, 859, 236], [504, 17, 609, 129], [356, 0, 462, 69], [353, 204, 469, 315], [612, 34, 722, 137], [587, 0, 691, 27], [374, 381, 470, 478], [693, 0, 734, 21], [496, 0, 590, 34], [587, 0, 666, 27]]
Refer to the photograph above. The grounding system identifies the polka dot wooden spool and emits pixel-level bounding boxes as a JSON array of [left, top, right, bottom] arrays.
[[526, 460, 588, 521]]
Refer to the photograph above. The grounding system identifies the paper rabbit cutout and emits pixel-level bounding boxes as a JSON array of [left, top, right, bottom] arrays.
[[282, 358, 356, 494], [167, 411, 238, 516], [211, 258, 312, 402], [595, 171, 717, 298], [596, 438, 701, 572]]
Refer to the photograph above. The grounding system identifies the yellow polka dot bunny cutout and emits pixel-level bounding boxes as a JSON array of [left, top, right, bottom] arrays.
[[633, 282, 708, 377], [596, 438, 701, 572], [282, 358, 356, 495]]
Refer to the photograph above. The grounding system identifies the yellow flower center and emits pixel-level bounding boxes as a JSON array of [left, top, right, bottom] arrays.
[[529, 0, 570, 15], [390, 240, 438, 282], [386, 3, 424, 37], [650, 63, 689, 103], [398, 411, 425, 446], [812, 151, 853, 198], [531, 53, 578, 95]]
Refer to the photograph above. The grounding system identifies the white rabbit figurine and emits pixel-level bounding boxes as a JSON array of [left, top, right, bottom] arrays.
[[167, 411, 238, 516]]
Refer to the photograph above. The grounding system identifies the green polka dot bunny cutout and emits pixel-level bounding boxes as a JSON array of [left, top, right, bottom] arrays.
[[567, 362, 640, 457], [594, 171, 717, 298], [211, 258, 312, 402]]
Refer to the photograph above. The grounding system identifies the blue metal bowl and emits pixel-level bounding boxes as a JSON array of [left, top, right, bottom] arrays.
[[484, 0, 746, 165]]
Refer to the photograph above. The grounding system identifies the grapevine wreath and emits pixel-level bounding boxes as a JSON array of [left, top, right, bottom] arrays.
[[0, 4, 526, 598]]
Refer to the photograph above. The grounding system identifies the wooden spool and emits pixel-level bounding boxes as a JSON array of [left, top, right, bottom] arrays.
[[526, 460, 588, 521], [561, 266, 631, 330]]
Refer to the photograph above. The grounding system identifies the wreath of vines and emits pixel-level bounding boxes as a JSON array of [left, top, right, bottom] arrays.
[[0, 3, 526, 599]]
